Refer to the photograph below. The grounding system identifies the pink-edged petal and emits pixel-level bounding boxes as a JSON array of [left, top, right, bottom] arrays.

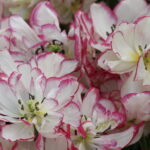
[[0, 80, 20, 117], [134, 56, 150, 85], [44, 75, 76, 95], [30, 1, 60, 30], [44, 75, 77, 97], [42, 99, 58, 112], [35, 134, 44, 150], [90, 3, 117, 40], [130, 122, 144, 145], [17, 63, 32, 90], [31, 75, 46, 102], [122, 92, 150, 122], [8, 72, 31, 105], [37, 112, 62, 138], [93, 124, 143, 149], [134, 17, 150, 52], [91, 41, 111, 52], [112, 31, 139, 62], [98, 50, 136, 74], [0, 50, 17, 76], [34, 52, 77, 78], [99, 99, 117, 112], [58, 59, 78, 77], [17, 63, 42, 92], [114, 0, 149, 23], [82, 88, 99, 117], [62, 102, 81, 127], [121, 71, 145, 97], [55, 78, 79, 107], [41, 24, 67, 43], [115, 23, 135, 50], [0, 116, 19, 123], [6, 15, 41, 50], [2, 123, 34, 141], [34, 52, 64, 77], [74, 11, 93, 40], [72, 83, 85, 105], [0, 29, 11, 50]]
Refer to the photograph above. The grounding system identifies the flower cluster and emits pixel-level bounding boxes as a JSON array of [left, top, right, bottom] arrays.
[[0, 0, 149, 150]]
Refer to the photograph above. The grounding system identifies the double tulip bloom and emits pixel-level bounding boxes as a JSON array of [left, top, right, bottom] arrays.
[[0, 0, 149, 150]]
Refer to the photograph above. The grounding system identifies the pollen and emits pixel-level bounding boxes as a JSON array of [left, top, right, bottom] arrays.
[[143, 51, 150, 72], [138, 45, 150, 72], [96, 120, 115, 132], [18, 97, 47, 126], [73, 130, 93, 148]]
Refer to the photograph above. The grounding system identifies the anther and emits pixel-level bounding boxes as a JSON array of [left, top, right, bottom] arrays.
[[145, 44, 147, 49], [84, 115, 87, 120], [21, 105, 24, 110], [35, 102, 39, 106], [29, 94, 35, 100], [112, 24, 116, 29], [106, 32, 110, 36], [44, 113, 48, 117], [18, 99, 22, 105], [75, 130, 77, 135], [35, 106, 39, 111], [138, 45, 143, 52], [41, 97, 46, 103]]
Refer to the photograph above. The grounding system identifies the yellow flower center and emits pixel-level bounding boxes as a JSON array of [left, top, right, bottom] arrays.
[[18, 95, 47, 126], [73, 129, 93, 149], [96, 120, 116, 133], [73, 116, 117, 149], [139, 45, 150, 72]]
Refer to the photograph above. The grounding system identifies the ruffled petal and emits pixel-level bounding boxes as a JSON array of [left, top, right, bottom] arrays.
[[90, 3, 117, 40], [114, 0, 149, 23], [30, 1, 60, 31], [34, 52, 78, 78], [82, 88, 99, 117], [98, 50, 136, 74], [0, 80, 20, 118], [62, 102, 81, 127], [122, 92, 150, 122], [2, 123, 34, 141]]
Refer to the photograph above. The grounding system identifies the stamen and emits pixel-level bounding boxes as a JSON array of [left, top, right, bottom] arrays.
[[19, 98, 47, 127], [35, 106, 39, 111], [35, 46, 45, 55], [18, 99, 22, 105], [84, 115, 87, 120], [111, 24, 116, 32], [111, 26, 114, 32], [75, 130, 77, 135], [44, 113, 48, 117], [106, 32, 110, 36], [21, 105, 24, 110], [29, 94, 35, 100], [52, 40, 63, 46], [138, 45, 143, 53], [112, 24, 116, 29], [41, 97, 46, 103]]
